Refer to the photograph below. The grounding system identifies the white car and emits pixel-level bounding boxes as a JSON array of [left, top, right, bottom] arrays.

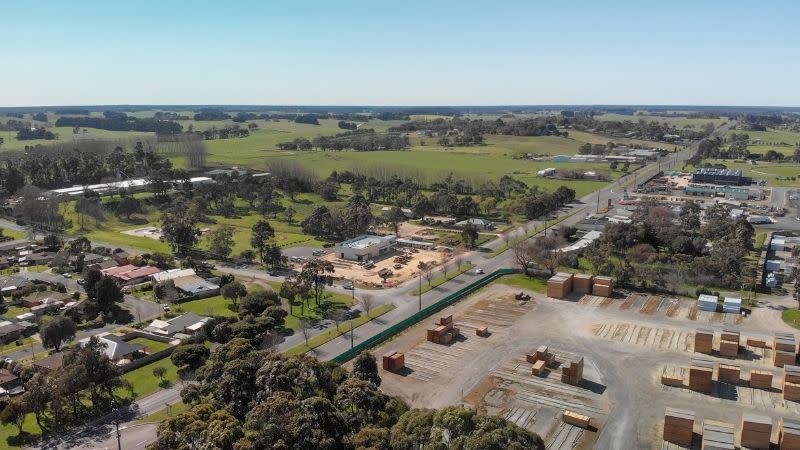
[[474, 269, 484, 275], [62, 273, 72, 278]]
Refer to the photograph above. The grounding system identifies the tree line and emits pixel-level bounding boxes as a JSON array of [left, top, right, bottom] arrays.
[[55, 111, 182, 134], [277, 129, 409, 152], [148, 341, 543, 450], [560, 114, 714, 141]]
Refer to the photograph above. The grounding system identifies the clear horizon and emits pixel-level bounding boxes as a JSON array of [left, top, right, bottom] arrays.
[[2, 0, 798, 107]]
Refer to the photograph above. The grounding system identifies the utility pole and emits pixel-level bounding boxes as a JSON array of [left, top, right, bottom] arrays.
[[350, 319, 354, 349], [418, 274, 422, 312], [351, 276, 355, 300], [115, 417, 121, 450]]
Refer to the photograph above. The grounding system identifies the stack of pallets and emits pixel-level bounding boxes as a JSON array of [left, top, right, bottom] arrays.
[[426, 315, 460, 345], [774, 332, 797, 353], [562, 410, 591, 429], [749, 370, 773, 389], [701, 420, 735, 450], [779, 419, 800, 449], [784, 365, 800, 401], [775, 350, 797, 368], [746, 336, 768, 348], [572, 274, 593, 295], [739, 414, 772, 449], [661, 365, 685, 387], [694, 328, 714, 354], [592, 276, 613, 297], [382, 351, 405, 372], [560, 356, 584, 386], [546, 272, 573, 299], [717, 363, 740, 384], [475, 326, 489, 337], [663, 407, 694, 446], [719, 328, 740, 358], [688, 358, 714, 393]]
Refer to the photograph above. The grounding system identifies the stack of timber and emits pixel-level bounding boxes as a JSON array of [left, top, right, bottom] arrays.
[[547, 272, 573, 299], [689, 358, 714, 393], [779, 419, 800, 449], [749, 370, 773, 390], [562, 410, 591, 429], [426, 315, 460, 345], [717, 364, 740, 384], [694, 328, 714, 354], [661, 365, 685, 387], [663, 407, 694, 446], [382, 351, 405, 372], [572, 273, 593, 295], [561, 356, 584, 386], [719, 328, 740, 358], [775, 333, 797, 353], [739, 414, 772, 449], [592, 276, 614, 297], [701, 420, 735, 450]]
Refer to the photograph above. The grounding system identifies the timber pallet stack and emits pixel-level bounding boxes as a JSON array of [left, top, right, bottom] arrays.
[[784, 365, 800, 401], [717, 363, 740, 384], [562, 410, 591, 429], [779, 418, 800, 449], [592, 276, 613, 297], [694, 328, 714, 354], [739, 414, 772, 449], [572, 274, 593, 295], [688, 358, 714, 393], [661, 365, 685, 387], [719, 328, 740, 358], [547, 272, 573, 299], [663, 407, 694, 446], [775, 350, 797, 368], [382, 351, 405, 373], [560, 356, 584, 386], [426, 315, 460, 345], [527, 345, 552, 376], [749, 370, 773, 390], [774, 332, 797, 353], [701, 420, 735, 450]]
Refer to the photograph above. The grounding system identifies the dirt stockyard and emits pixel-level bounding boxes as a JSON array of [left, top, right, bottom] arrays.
[[370, 282, 800, 449], [322, 247, 452, 287]]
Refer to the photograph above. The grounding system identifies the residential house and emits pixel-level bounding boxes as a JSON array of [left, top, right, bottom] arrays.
[[82, 335, 146, 363], [0, 256, 10, 269], [69, 252, 106, 268], [145, 312, 210, 337], [22, 290, 71, 308], [0, 240, 33, 256], [102, 265, 161, 285], [33, 352, 64, 373], [455, 218, 495, 231], [0, 369, 22, 397], [0, 276, 33, 297], [112, 251, 131, 265], [172, 275, 220, 298], [23, 251, 57, 266], [380, 207, 414, 218], [575, 217, 609, 233], [91, 259, 119, 271], [151, 268, 196, 283], [0, 323, 25, 344]]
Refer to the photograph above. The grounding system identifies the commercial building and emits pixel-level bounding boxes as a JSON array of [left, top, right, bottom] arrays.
[[691, 168, 750, 186], [685, 183, 750, 200], [334, 235, 397, 262]]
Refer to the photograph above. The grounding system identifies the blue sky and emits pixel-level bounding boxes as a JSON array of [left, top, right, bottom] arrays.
[[2, 0, 798, 106]]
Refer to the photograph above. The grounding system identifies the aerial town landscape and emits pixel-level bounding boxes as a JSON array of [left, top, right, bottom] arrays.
[[1, 1, 800, 449]]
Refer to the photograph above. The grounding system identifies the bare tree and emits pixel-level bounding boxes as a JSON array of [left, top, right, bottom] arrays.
[[454, 254, 465, 272], [360, 294, 373, 316], [300, 319, 312, 346], [530, 235, 566, 275], [423, 264, 435, 286], [513, 240, 536, 276], [327, 309, 347, 332]]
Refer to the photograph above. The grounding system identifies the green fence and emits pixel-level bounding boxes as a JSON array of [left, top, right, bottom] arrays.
[[333, 268, 517, 364]]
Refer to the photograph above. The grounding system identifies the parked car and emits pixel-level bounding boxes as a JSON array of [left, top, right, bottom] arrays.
[[62, 273, 72, 278], [474, 268, 484, 275], [76, 279, 86, 286], [312, 250, 326, 256], [343, 282, 354, 290]]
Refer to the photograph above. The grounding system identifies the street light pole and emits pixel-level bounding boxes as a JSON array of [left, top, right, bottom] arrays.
[[350, 319, 354, 349]]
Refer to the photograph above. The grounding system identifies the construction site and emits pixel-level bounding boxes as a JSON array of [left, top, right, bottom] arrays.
[[370, 273, 800, 449], [319, 246, 452, 287]]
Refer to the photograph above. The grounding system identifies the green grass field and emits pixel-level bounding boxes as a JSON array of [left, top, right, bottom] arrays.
[[782, 309, 800, 329], [176, 294, 236, 317], [122, 358, 179, 398], [725, 128, 800, 156], [0, 127, 152, 152], [496, 274, 547, 293]]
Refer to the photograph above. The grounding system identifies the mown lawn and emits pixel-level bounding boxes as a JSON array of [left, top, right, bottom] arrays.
[[496, 274, 548, 293], [175, 295, 237, 317], [782, 309, 800, 329], [409, 263, 475, 296], [122, 358, 179, 399], [129, 337, 172, 353], [136, 401, 187, 424]]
